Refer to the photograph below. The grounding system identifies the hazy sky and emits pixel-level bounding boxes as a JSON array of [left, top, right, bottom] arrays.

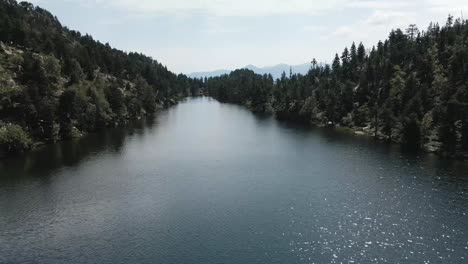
[[29, 0, 468, 74]]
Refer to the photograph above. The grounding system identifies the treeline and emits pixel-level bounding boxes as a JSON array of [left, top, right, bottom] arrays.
[[206, 17, 468, 157], [0, 0, 203, 155]]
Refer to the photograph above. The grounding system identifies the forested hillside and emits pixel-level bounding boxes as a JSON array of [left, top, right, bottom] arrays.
[[207, 17, 468, 157], [2, 0, 468, 159], [0, 0, 203, 156]]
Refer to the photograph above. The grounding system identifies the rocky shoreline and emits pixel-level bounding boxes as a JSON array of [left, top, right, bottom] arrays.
[[0, 96, 182, 159], [244, 97, 467, 159]]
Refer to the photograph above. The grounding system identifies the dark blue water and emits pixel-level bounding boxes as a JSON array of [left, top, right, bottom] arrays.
[[1, 97, 468, 264]]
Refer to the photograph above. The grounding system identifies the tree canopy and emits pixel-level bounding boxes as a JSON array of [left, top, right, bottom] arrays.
[[0, 0, 203, 154], [206, 17, 468, 157]]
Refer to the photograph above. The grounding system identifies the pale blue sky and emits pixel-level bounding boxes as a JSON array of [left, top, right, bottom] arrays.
[[30, 0, 468, 74]]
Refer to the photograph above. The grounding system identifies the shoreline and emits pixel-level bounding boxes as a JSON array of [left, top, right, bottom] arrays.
[[0, 96, 183, 160], [243, 100, 468, 160]]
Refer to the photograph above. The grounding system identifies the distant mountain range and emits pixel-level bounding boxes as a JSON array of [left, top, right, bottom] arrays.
[[188, 63, 312, 80]]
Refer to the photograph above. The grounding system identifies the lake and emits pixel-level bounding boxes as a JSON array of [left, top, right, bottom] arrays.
[[1, 97, 467, 264]]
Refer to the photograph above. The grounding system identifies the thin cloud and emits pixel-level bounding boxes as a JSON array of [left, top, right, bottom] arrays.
[[303, 25, 327, 32], [92, 0, 467, 17], [346, 0, 419, 10], [80, 0, 350, 17], [27, 0, 468, 73], [323, 10, 413, 43]]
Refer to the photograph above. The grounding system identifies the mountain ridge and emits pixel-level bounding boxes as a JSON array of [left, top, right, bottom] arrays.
[[189, 63, 312, 79]]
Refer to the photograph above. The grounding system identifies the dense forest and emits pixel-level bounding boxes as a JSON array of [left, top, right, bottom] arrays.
[[206, 17, 468, 158], [2, 0, 468, 159], [0, 0, 203, 156]]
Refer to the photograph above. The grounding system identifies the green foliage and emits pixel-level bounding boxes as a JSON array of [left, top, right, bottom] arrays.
[[0, 0, 203, 153], [0, 123, 32, 153], [206, 69, 271, 105], [207, 15, 468, 155], [2, 0, 467, 157], [389, 66, 406, 114]]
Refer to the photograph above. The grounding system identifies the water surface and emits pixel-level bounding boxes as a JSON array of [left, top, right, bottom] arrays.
[[1, 97, 468, 263]]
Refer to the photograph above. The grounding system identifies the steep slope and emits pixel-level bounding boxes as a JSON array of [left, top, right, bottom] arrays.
[[0, 0, 202, 156], [206, 17, 468, 158]]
